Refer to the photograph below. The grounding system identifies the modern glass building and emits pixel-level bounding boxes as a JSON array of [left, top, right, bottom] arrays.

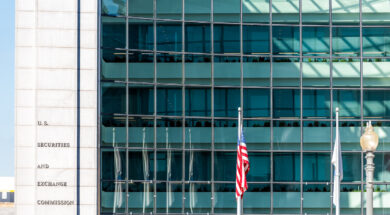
[[99, 0, 390, 214]]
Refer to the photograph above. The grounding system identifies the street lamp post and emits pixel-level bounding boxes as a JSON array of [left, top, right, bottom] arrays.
[[360, 121, 379, 215]]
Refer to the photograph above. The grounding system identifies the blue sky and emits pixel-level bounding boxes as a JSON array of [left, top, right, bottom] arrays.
[[0, 1, 14, 176]]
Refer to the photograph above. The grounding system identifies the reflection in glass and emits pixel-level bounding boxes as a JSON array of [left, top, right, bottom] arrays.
[[247, 153, 270, 181], [128, 19, 153, 50], [243, 0, 269, 23], [273, 121, 300, 150], [303, 121, 331, 150], [214, 152, 235, 181], [185, 119, 212, 149], [101, 181, 126, 213], [214, 119, 237, 149], [362, 0, 390, 24], [332, 27, 360, 56], [302, 58, 330, 86], [186, 151, 211, 181], [273, 26, 300, 55], [156, 53, 182, 84], [273, 89, 300, 118], [157, 87, 183, 116], [184, 184, 211, 213], [214, 88, 240, 117], [332, 0, 359, 25], [157, 22, 182, 52], [185, 0, 211, 21], [156, 151, 183, 181], [156, 183, 182, 213], [185, 23, 211, 53], [303, 184, 330, 214], [332, 58, 360, 87], [213, 0, 240, 22], [302, 0, 329, 24], [128, 150, 154, 180], [273, 184, 300, 214], [243, 25, 269, 54], [363, 59, 390, 87], [336, 121, 361, 151], [156, 118, 183, 148], [128, 51, 154, 83], [101, 82, 126, 114], [370, 152, 390, 182], [303, 153, 330, 182], [244, 88, 270, 117], [302, 27, 329, 56], [342, 153, 361, 182], [333, 90, 361, 119], [364, 90, 390, 119], [101, 115, 126, 147], [243, 56, 270, 86], [244, 120, 270, 150], [128, 85, 154, 115], [214, 24, 240, 54], [128, 0, 153, 18], [156, 0, 182, 19], [302, 89, 330, 119], [128, 117, 154, 148], [101, 149, 126, 180], [272, 0, 299, 23], [185, 88, 211, 116], [101, 49, 126, 81], [274, 153, 300, 181], [363, 28, 390, 57], [243, 184, 271, 214], [185, 54, 212, 85], [273, 57, 300, 86], [371, 121, 390, 151], [214, 56, 241, 86], [102, 16, 126, 48], [340, 184, 361, 214], [102, 0, 126, 16], [128, 182, 154, 213]]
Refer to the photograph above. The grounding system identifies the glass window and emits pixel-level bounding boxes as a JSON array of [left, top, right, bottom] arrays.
[[101, 149, 126, 180], [185, 119, 212, 149], [101, 115, 126, 147], [185, 88, 211, 116], [185, 0, 211, 21], [128, 85, 154, 115], [342, 153, 361, 182], [302, 27, 330, 56], [303, 121, 331, 150], [213, 0, 240, 22], [128, 0, 153, 18], [363, 28, 390, 57], [214, 183, 235, 214], [157, 22, 182, 52], [243, 56, 270, 87], [303, 184, 330, 214], [340, 184, 361, 214], [302, 89, 331, 119], [333, 90, 361, 119], [101, 16, 126, 48], [157, 87, 183, 116], [243, 0, 269, 23], [272, 0, 299, 23], [128, 19, 153, 51], [362, 0, 390, 25], [332, 57, 360, 87], [273, 184, 300, 214], [185, 23, 211, 53], [128, 150, 154, 180], [214, 56, 241, 86], [186, 151, 211, 181], [128, 182, 154, 213], [243, 184, 271, 214], [214, 88, 240, 117], [272, 26, 300, 55], [371, 121, 390, 151], [101, 181, 126, 213], [128, 117, 154, 148], [214, 119, 238, 149], [247, 152, 270, 181], [243, 25, 270, 55], [302, 57, 330, 87], [243, 88, 270, 117], [102, 0, 126, 16], [156, 118, 183, 148], [156, 182, 182, 213], [156, 151, 183, 181], [337, 121, 361, 151], [185, 54, 212, 85], [364, 90, 390, 119], [156, 0, 182, 20], [101, 82, 126, 114], [184, 183, 212, 213], [332, 27, 360, 56], [273, 89, 300, 118], [128, 51, 154, 83], [214, 152, 236, 181], [101, 49, 126, 81], [303, 153, 330, 182], [370, 152, 390, 182], [332, 0, 359, 25], [274, 153, 300, 181], [156, 53, 182, 84], [244, 120, 270, 150], [272, 57, 300, 87], [363, 58, 390, 87], [214, 24, 240, 54], [273, 121, 301, 150], [302, 0, 329, 24]]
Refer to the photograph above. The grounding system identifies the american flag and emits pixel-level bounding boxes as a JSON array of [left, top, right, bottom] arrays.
[[236, 128, 250, 199]]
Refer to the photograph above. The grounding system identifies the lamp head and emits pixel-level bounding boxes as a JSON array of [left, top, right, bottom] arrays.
[[360, 121, 379, 152]]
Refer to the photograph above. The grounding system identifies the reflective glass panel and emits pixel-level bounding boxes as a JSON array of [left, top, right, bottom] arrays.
[[101, 115, 126, 147], [332, 58, 360, 87], [247, 152, 270, 181], [101, 181, 126, 213], [185, 54, 212, 85], [371, 121, 390, 151], [272, 57, 300, 87], [363, 90, 390, 119], [337, 121, 361, 151], [332, 27, 360, 57], [213, 0, 240, 22], [243, 88, 270, 117], [332, 0, 359, 25], [243, 56, 271, 87], [272, 0, 299, 23], [185, 151, 211, 181], [303, 153, 330, 182], [342, 153, 361, 182], [156, 182, 182, 213], [243, 25, 270, 55], [185, 119, 212, 149], [156, 151, 183, 181], [128, 117, 154, 148], [214, 56, 241, 86], [333, 90, 361, 119], [102, 0, 126, 16], [302, 27, 330, 56], [185, 0, 211, 21], [101, 49, 126, 81], [363, 28, 390, 57], [128, 182, 154, 213], [340, 184, 361, 214], [274, 153, 300, 181], [363, 59, 390, 87], [303, 184, 330, 214], [156, 118, 183, 148], [273, 121, 301, 150], [302, 0, 329, 24], [184, 184, 212, 213], [214, 24, 240, 54], [156, 0, 182, 19], [302, 89, 331, 119], [157, 22, 182, 52], [303, 121, 331, 151], [273, 184, 300, 214], [185, 23, 211, 53], [102, 16, 126, 48], [214, 152, 235, 181], [128, 51, 154, 83], [272, 26, 300, 55], [243, 0, 269, 23], [156, 53, 182, 84], [128, 0, 153, 18], [185, 87, 211, 116], [128, 150, 154, 180], [157, 87, 183, 116], [273, 89, 300, 118], [101, 82, 126, 114], [362, 0, 390, 25], [128, 85, 154, 115], [214, 88, 240, 117], [302, 57, 330, 86], [101, 149, 126, 180], [214, 119, 237, 149], [128, 19, 153, 51], [244, 120, 271, 150]]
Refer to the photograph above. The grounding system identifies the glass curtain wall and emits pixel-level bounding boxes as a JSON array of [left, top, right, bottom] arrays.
[[100, 0, 390, 214]]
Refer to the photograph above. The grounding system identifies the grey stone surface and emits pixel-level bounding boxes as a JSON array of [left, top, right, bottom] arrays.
[[0, 208, 15, 215]]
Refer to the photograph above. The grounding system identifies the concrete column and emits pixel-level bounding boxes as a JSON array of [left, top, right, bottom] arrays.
[[365, 151, 375, 215]]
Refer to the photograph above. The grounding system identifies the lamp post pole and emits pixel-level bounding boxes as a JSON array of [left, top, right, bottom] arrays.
[[360, 121, 379, 215]]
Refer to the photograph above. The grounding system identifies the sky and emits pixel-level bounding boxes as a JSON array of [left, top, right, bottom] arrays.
[[0, 1, 14, 176]]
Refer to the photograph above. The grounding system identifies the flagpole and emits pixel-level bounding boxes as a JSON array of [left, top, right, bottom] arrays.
[[237, 107, 242, 215], [334, 107, 340, 215]]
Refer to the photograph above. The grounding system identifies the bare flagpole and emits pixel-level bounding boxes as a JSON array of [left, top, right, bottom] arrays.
[[237, 107, 243, 215]]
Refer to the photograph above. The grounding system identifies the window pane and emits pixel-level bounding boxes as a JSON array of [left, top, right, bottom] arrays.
[[243, 0, 269, 23], [364, 90, 390, 119], [186, 151, 211, 181], [362, 0, 390, 25], [214, 88, 240, 117], [247, 152, 270, 181], [337, 121, 361, 151], [302, 89, 331, 119], [101, 82, 126, 114], [129, 0, 153, 18], [102, 0, 126, 16], [156, 53, 182, 84], [101, 149, 126, 180], [332, 58, 360, 87], [128, 85, 154, 115], [185, 119, 212, 149], [184, 184, 211, 213], [272, 26, 300, 55], [302, 0, 329, 24], [332, 0, 359, 25], [101, 49, 126, 81], [214, 24, 240, 54], [363, 59, 390, 87], [213, 0, 240, 22], [128, 51, 154, 83], [332, 27, 360, 56], [272, 0, 299, 23], [156, 183, 182, 213], [214, 56, 241, 86], [243, 88, 270, 117], [340, 184, 361, 214], [333, 90, 361, 119], [128, 117, 154, 148], [272, 57, 300, 87], [370, 152, 390, 182], [185, 23, 211, 53], [157, 22, 182, 52], [303, 121, 331, 151], [128, 182, 154, 213], [157, 87, 183, 116], [302, 27, 330, 56], [157, 0, 182, 19], [185, 88, 211, 116], [243, 25, 270, 55], [363, 28, 390, 57], [156, 151, 183, 181], [128, 150, 154, 180], [342, 153, 361, 182], [273, 89, 300, 118], [243, 184, 271, 214], [101, 181, 126, 213], [102, 16, 126, 48], [243, 56, 270, 86], [372, 121, 390, 151], [244, 120, 270, 150], [273, 121, 300, 150], [128, 19, 153, 51], [214, 152, 235, 181], [214, 119, 237, 149], [303, 184, 330, 214], [273, 184, 300, 214], [101, 115, 126, 147], [302, 58, 330, 87], [185, 0, 211, 21], [156, 118, 183, 148], [214, 183, 235, 213], [185, 54, 212, 85], [303, 153, 330, 182], [274, 153, 300, 181]]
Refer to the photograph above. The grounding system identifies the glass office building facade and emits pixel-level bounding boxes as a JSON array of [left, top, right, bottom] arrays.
[[99, 0, 390, 214]]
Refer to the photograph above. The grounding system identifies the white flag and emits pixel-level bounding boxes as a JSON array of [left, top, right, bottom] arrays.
[[331, 108, 343, 215]]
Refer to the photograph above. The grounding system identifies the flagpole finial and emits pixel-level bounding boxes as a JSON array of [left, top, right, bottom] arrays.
[[238, 107, 241, 112], [336, 107, 339, 112]]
